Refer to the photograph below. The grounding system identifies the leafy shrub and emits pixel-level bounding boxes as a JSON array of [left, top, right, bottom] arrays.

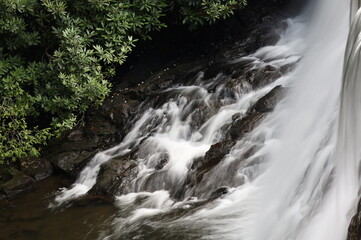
[[178, 0, 247, 28], [0, 0, 247, 164]]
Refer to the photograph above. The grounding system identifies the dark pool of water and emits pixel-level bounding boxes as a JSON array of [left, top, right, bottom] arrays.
[[0, 175, 117, 240]]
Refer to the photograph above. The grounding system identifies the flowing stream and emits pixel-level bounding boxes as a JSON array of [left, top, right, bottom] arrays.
[[48, 0, 361, 239]]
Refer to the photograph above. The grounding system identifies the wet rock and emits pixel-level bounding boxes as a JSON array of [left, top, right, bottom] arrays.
[[0, 168, 34, 196], [184, 112, 267, 196], [204, 59, 253, 79], [190, 141, 235, 184], [89, 154, 138, 196], [20, 157, 53, 181], [224, 65, 286, 93], [209, 187, 230, 200], [152, 91, 179, 108], [47, 150, 95, 177], [251, 85, 285, 113], [226, 113, 266, 141], [44, 90, 142, 177], [188, 143, 258, 199], [99, 91, 142, 126], [157, 79, 175, 89], [347, 198, 361, 240], [155, 154, 169, 170], [189, 103, 215, 130], [218, 87, 236, 100], [246, 66, 283, 89]]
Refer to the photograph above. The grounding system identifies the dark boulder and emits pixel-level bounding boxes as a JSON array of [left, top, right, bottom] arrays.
[[0, 168, 34, 196], [46, 150, 95, 177], [20, 157, 53, 181], [89, 154, 138, 196], [204, 58, 254, 80]]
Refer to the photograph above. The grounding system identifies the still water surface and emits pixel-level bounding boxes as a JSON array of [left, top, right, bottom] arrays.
[[0, 175, 116, 240]]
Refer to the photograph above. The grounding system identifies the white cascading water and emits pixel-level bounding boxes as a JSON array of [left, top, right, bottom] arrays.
[[54, 32, 302, 205], [53, 0, 361, 239]]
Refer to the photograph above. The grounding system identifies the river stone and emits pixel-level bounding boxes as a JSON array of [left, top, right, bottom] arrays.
[[89, 154, 138, 196], [0, 168, 34, 196], [20, 157, 53, 181]]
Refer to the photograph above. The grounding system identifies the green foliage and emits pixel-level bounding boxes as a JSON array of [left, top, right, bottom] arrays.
[[178, 0, 247, 28], [0, 0, 247, 164]]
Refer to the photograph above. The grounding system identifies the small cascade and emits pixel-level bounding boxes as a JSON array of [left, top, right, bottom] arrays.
[[53, 21, 302, 206], [54, 111, 154, 204]]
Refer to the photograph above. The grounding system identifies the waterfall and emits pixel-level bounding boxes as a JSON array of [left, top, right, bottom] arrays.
[[52, 0, 361, 239], [351, 0, 361, 19]]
